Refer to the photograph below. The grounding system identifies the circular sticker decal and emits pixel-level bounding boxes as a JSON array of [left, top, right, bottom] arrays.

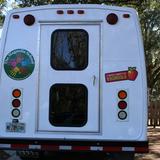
[[4, 49, 35, 80]]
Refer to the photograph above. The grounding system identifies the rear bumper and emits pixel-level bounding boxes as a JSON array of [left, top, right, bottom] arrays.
[[0, 139, 149, 153]]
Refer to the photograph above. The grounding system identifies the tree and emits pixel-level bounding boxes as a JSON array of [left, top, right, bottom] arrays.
[[137, 0, 160, 97], [0, 0, 6, 24]]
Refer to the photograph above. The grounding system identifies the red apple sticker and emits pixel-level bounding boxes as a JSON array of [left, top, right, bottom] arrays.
[[127, 67, 138, 81]]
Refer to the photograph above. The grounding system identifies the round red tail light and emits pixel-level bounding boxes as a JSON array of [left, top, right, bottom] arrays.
[[118, 101, 127, 109], [24, 14, 35, 26], [106, 13, 118, 25], [12, 99, 21, 108]]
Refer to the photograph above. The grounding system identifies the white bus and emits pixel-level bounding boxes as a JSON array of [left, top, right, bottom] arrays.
[[0, 4, 148, 160]]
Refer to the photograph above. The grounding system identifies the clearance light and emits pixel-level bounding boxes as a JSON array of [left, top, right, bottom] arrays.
[[12, 89, 21, 98], [13, 15, 20, 19], [12, 109, 20, 118], [118, 111, 127, 120], [24, 14, 35, 26], [67, 10, 74, 14], [118, 101, 127, 109], [118, 90, 127, 99], [12, 99, 21, 108], [123, 14, 130, 18], [106, 13, 118, 25], [78, 10, 84, 14], [57, 10, 64, 14]]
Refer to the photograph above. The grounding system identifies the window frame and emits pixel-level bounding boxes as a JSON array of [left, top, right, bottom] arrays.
[[49, 83, 88, 127], [50, 29, 89, 71]]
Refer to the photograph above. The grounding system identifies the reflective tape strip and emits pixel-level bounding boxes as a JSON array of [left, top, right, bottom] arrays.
[[122, 147, 135, 151], [29, 145, 41, 150], [90, 146, 103, 151], [135, 147, 149, 153], [103, 147, 122, 152], [41, 145, 59, 151], [72, 146, 90, 151], [59, 145, 72, 150], [0, 143, 148, 153], [11, 144, 28, 149], [0, 144, 11, 148]]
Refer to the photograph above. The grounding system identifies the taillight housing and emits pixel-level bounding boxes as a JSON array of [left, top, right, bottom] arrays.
[[118, 111, 127, 120], [12, 99, 21, 108], [118, 101, 127, 109], [12, 109, 20, 118], [12, 89, 21, 98], [106, 13, 118, 25], [24, 14, 35, 26], [118, 90, 127, 99], [11, 89, 22, 118], [117, 90, 128, 121]]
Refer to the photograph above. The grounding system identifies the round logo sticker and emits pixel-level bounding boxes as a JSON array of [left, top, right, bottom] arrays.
[[4, 49, 35, 80]]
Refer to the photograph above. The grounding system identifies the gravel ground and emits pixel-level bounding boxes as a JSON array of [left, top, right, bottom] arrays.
[[135, 127, 160, 160]]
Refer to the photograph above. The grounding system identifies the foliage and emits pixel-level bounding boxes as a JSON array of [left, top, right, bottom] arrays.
[[137, 0, 160, 97], [0, 0, 6, 24]]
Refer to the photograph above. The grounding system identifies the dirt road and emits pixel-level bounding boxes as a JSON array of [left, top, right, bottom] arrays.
[[135, 128, 160, 160]]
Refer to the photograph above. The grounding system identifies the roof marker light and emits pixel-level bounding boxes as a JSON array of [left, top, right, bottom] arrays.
[[13, 15, 20, 19], [106, 13, 118, 25], [57, 10, 64, 14], [123, 14, 130, 18], [24, 14, 35, 26], [77, 10, 84, 14], [67, 10, 74, 14]]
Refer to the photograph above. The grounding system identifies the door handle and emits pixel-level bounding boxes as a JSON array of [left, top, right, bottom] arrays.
[[93, 75, 96, 86]]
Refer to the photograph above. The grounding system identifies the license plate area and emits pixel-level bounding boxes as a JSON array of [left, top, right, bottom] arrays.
[[6, 122, 25, 133]]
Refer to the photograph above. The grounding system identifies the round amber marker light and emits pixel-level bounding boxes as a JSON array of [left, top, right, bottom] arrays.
[[118, 90, 127, 99], [12, 89, 21, 98]]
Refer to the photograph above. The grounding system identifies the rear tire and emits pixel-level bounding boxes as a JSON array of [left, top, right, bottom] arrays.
[[110, 153, 134, 160], [16, 150, 42, 160]]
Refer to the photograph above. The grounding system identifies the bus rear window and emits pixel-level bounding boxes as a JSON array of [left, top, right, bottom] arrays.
[[49, 84, 88, 127], [51, 29, 88, 70]]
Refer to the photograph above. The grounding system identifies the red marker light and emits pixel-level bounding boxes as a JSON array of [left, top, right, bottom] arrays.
[[106, 13, 118, 25], [78, 10, 84, 14], [118, 101, 127, 109], [123, 14, 130, 18], [13, 15, 20, 19], [12, 99, 21, 108], [24, 14, 35, 26], [67, 10, 74, 14], [57, 10, 64, 14]]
